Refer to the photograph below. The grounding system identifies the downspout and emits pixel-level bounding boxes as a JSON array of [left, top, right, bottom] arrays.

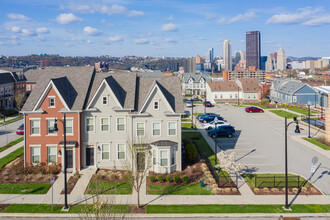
[[23, 113, 26, 167]]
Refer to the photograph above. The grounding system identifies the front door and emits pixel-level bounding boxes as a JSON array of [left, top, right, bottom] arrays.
[[66, 150, 73, 169], [137, 152, 145, 171], [86, 147, 94, 166]]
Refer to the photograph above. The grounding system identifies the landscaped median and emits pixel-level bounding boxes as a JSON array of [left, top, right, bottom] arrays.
[[303, 137, 330, 150], [0, 115, 23, 125], [0, 137, 24, 153], [269, 110, 299, 119]]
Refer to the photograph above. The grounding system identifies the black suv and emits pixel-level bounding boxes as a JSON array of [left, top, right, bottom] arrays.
[[208, 125, 235, 138]]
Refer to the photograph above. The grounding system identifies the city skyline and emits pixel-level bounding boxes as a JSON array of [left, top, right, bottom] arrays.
[[1, 0, 330, 57]]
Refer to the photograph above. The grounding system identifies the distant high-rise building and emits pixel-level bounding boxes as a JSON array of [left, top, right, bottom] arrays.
[[195, 54, 202, 63], [260, 56, 267, 71], [266, 53, 276, 72], [205, 48, 214, 63], [233, 51, 241, 67], [246, 31, 261, 70], [184, 58, 196, 73], [239, 50, 246, 61], [277, 48, 287, 71], [223, 40, 232, 71]]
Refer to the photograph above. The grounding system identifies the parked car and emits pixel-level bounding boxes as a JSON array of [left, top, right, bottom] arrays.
[[197, 113, 219, 120], [208, 125, 235, 138], [191, 97, 201, 102], [245, 106, 264, 113], [199, 115, 224, 123], [16, 124, 24, 135], [203, 120, 230, 130], [203, 101, 213, 107], [186, 101, 193, 107]]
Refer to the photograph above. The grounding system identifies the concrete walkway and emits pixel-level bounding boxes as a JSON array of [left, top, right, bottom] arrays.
[[0, 142, 23, 159]]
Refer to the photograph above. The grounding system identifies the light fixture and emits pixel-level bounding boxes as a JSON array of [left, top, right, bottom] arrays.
[[97, 146, 101, 151], [58, 149, 61, 156]]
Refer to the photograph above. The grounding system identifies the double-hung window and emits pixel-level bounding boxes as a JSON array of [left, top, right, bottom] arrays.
[[49, 97, 55, 108], [66, 119, 73, 135], [86, 118, 94, 132], [101, 118, 110, 132], [152, 122, 161, 136], [171, 148, 175, 165], [117, 144, 126, 159], [168, 122, 177, 136], [31, 119, 40, 135], [47, 146, 57, 163], [47, 119, 56, 135], [101, 144, 110, 160], [160, 150, 168, 166], [117, 118, 125, 131], [31, 147, 40, 163], [153, 149, 156, 165], [102, 96, 108, 105], [137, 123, 145, 136], [154, 101, 159, 110]]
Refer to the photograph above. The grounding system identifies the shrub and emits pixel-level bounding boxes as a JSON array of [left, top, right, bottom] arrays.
[[182, 176, 189, 184], [301, 187, 308, 192], [174, 176, 181, 183], [121, 174, 131, 182], [74, 172, 81, 179], [185, 144, 198, 163], [149, 176, 155, 183], [254, 188, 260, 193], [232, 188, 238, 192], [157, 175, 163, 183], [110, 174, 118, 180], [166, 176, 172, 182]]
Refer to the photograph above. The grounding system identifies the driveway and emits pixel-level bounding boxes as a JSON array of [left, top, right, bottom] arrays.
[[0, 118, 23, 147], [189, 104, 330, 195]]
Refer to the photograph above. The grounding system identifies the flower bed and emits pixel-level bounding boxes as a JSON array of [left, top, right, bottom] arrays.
[[61, 172, 81, 194]]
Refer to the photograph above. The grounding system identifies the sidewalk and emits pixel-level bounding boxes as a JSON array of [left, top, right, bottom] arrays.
[[0, 142, 23, 159]]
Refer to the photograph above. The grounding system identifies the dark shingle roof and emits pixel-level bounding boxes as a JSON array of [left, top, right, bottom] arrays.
[[0, 70, 16, 85], [151, 140, 178, 146], [238, 78, 259, 92]]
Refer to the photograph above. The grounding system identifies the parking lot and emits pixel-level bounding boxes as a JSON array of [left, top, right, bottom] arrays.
[[187, 104, 330, 194]]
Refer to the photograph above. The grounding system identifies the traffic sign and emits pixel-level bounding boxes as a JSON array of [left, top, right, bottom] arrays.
[[312, 156, 318, 165], [50, 177, 55, 184], [311, 165, 316, 173]]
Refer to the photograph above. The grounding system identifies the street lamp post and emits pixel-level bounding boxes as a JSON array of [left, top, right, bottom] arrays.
[[284, 116, 300, 210], [214, 117, 218, 166], [237, 87, 239, 106], [308, 101, 311, 138], [191, 99, 194, 129], [53, 113, 68, 210]]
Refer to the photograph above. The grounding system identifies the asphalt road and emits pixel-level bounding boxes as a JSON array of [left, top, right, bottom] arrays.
[[0, 118, 23, 147], [189, 104, 330, 195]]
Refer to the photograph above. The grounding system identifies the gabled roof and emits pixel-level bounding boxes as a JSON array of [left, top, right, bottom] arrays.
[[182, 73, 206, 83], [22, 66, 95, 111], [0, 70, 16, 85], [207, 81, 238, 92], [237, 78, 259, 93]]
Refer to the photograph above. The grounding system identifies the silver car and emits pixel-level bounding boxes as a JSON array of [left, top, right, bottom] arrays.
[[203, 120, 230, 130]]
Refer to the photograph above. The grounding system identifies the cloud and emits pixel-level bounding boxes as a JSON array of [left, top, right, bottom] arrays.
[[128, 10, 145, 17], [134, 38, 152, 45], [165, 38, 177, 44], [55, 13, 83, 24], [9, 26, 22, 33], [266, 7, 330, 26], [165, 15, 174, 20], [7, 13, 31, 21], [21, 29, 37, 36], [64, 37, 91, 44], [198, 36, 206, 40], [101, 19, 114, 27], [60, 4, 92, 13], [161, 23, 178, 32], [205, 12, 217, 20], [108, 35, 123, 42], [36, 27, 49, 34], [140, 32, 152, 37], [83, 26, 102, 36], [216, 11, 256, 24]]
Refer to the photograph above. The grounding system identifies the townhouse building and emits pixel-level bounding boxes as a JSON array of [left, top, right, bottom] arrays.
[[182, 73, 207, 96], [21, 67, 184, 174]]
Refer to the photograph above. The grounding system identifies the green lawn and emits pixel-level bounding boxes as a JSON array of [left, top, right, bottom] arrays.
[[232, 104, 250, 107], [0, 137, 24, 152], [0, 146, 24, 170], [303, 138, 330, 150], [193, 113, 204, 116], [2, 204, 130, 213], [87, 181, 132, 194], [242, 173, 310, 188], [0, 116, 23, 125], [181, 118, 192, 122], [181, 123, 196, 130], [269, 110, 299, 119], [0, 184, 51, 194], [148, 183, 213, 195], [286, 107, 317, 115], [145, 204, 330, 213], [0, 147, 9, 153]]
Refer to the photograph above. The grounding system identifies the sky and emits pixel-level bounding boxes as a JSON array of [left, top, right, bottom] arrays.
[[1, 0, 330, 58]]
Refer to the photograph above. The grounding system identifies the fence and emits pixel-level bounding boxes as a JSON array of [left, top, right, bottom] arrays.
[[300, 115, 325, 130], [255, 175, 306, 188], [218, 173, 238, 188]]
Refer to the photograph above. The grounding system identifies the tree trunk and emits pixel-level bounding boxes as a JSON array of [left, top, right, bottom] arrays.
[[137, 189, 140, 209]]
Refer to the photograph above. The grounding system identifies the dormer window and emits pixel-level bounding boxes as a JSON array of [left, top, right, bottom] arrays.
[[154, 101, 159, 110], [49, 97, 55, 108], [102, 96, 108, 105]]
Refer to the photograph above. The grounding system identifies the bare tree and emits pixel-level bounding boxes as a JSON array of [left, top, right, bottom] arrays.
[[14, 93, 25, 110], [215, 151, 243, 173], [124, 138, 152, 209]]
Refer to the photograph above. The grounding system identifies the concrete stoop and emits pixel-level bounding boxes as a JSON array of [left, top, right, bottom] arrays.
[[70, 168, 97, 196]]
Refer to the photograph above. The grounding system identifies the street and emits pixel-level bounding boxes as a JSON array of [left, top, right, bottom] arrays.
[[189, 104, 330, 195], [0, 118, 23, 147]]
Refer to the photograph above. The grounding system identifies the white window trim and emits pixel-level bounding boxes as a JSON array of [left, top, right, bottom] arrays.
[[153, 100, 159, 110], [171, 148, 176, 166], [116, 117, 126, 132], [29, 118, 41, 136], [153, 149, 157, 165], [102, 96, 108, 105], [117, 143, 126, 160], [63, 117, 74, 136], [100, 117, 110, 132], [136, 122, 145, 137], [168, 121, 177, 136], [46, 118, 57, 136], [152, 121, 161, 136], [30, 145, 41, 164], [160, 149, 169, 167], [46, 144, 57, 164], [48, 96, 55, 108], [85, 117, 95, 132], [101, 143, 111, 160]]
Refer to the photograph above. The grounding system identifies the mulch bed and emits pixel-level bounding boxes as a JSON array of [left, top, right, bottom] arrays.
[[0, 156, 59, 185], [91, 169, 130, 183], [61, 174, 81, 194], [252, 186, 322, 195], [0, 204, 9, 212], [315, 137, 330, 147], [129, 205, 145, 213]]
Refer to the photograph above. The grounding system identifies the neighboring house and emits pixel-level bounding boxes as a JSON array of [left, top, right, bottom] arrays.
[[21, 67, 184, 174], [270, 78, 318, 105], [314, 86, 330, 108], [0, 70, 20, 110], [235, 78, 260, 102], [182, 73, 207, 96]]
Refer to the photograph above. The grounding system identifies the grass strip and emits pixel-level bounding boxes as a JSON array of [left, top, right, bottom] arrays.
[[2, 137, 24, 148], [286, 107, 317, 115], [269, 110, 299, 119], [87, 181, 132, 194], [0, 147, 9, 153], [0, 184, 51, 194], [0, 116, 23, 125], [303, 138, 330, 150], [181, 123, 196, 130], [148, 183, 213, 195], [0, 146, 24, 170], [146, 204, 330, 213]]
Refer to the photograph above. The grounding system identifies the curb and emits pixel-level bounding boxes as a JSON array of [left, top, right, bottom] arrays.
[[291, 136, 330, 160]]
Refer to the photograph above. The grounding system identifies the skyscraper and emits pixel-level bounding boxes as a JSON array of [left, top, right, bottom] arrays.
[[239, 50, 246, 61], [277, 48, 287, 71], [246, 31, 261, 70], [205, 48, 214, 63], [223, 40, 232, 71]]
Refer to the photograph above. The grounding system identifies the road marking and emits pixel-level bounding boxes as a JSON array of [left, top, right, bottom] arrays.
[[241, 164, 278, 166], [220, 142, 252, 145], [225, 148, 255, 151], [236, 155, 267, 158]]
